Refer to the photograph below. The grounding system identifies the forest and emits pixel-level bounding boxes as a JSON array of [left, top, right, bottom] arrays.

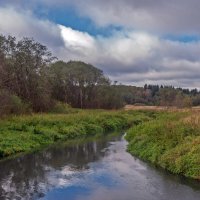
[[1, 34, 200, 116]]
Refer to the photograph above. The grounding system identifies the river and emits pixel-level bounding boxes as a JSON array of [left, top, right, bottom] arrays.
[[0, 134, 199, 200]]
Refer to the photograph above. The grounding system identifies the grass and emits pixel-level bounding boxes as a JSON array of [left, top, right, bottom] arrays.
[[0, 109, 151, 159], [126, 110, 200, 180]]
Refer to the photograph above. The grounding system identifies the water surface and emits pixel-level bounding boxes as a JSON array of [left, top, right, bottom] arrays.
[[0, 134, 199, 200]]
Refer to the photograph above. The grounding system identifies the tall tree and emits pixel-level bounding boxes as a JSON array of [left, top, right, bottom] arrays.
[[0, 35, 56, 111], [50, 61, 110, 108]]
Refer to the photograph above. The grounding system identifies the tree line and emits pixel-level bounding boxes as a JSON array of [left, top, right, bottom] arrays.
[[0, 34, 124, 115], [0, 34, 200, 115], [120, 84, 200, 107]]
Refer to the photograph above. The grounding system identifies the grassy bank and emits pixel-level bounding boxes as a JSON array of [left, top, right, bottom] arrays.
[[0, 109, 151, 159], [126, 111, 200, 180]]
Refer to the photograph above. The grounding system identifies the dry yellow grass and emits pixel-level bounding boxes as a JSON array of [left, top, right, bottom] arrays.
[[124, 105, 200, 112], [125, 105, 166, 110], [183, 111, 200, 127], [124, 105, 178, 111]]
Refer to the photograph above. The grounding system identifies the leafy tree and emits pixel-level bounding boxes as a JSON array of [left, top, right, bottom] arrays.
[[50, 61, 110, 108], [0, 35, 56, 112]]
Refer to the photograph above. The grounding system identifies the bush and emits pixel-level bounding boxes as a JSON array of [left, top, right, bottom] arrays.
[[0, 90, 30, 116], [50, 102, 74, 114], [0, 90, 12, 115], [10, 95, 30, 114]]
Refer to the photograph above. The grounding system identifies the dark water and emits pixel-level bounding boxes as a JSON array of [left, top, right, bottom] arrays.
[[0, 134, 199, 200]]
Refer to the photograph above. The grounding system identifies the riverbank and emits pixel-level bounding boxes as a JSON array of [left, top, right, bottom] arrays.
[[0, 109, 152, 159], [126, 111, 200, 180]]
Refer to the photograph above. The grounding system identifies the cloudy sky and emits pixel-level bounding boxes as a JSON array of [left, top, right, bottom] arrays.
[[0, 0, 200, 88]]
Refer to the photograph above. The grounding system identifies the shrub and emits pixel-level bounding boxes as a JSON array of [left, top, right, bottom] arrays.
[[0, 90, 30, 116], [10, 95, 30, 114], [50, 102, 74, 114]]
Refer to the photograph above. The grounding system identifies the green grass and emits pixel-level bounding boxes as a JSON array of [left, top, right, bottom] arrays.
[[126, 111, 200, 180], [0, 109, 151, 159]]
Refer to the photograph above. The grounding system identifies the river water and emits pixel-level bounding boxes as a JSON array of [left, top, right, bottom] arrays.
[[0, 134, 199, 200]]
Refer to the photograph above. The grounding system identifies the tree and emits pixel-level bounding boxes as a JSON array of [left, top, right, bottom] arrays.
[[0, 35, 56, 112], [50, 61, 110, 108]]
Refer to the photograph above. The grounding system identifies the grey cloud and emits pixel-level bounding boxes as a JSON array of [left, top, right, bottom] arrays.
[[0, 7, 64, 49], [79, 0, 200, 34], [2, 0, 200, 34], [25, 0, 200, 34]]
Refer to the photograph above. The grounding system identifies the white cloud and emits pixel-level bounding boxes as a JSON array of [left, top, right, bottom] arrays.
[[59, 25, 159, 67], [59, 25, 97, 58], [59, 25, 95, 49]]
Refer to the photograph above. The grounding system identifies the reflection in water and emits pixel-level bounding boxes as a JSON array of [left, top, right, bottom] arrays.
[[0, 134, 199, 200], [0, 137, 114, 200]]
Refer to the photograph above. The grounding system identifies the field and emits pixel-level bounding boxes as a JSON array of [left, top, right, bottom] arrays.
[[124, 105, 170, 111], [124, 105, 200, 111]]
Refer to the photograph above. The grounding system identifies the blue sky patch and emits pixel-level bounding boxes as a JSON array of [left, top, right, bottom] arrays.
[[163, 34, 200, 43], [34, 5, 122, 37]]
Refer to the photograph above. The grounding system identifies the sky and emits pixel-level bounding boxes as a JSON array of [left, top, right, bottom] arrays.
[[0, 0, 200, 88]]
